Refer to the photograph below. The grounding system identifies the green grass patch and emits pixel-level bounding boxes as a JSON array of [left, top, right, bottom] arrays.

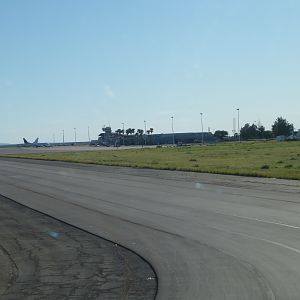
[[2, 141, 300, 180]]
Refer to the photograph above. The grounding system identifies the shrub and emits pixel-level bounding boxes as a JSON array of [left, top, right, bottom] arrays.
[[261, 165, 270, 169]]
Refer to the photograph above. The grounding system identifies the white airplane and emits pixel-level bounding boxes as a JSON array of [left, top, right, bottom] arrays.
[[21, 138, 51, 147]]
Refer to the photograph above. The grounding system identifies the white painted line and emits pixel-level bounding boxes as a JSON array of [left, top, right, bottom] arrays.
[[238, 231, 300, 254], [258, 238, 300, 254], [232, 214, 300, 229], [209, 225, 300, 255]]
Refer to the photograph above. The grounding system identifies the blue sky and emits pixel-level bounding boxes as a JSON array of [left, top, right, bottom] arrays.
[[1, 0, 300, 143]]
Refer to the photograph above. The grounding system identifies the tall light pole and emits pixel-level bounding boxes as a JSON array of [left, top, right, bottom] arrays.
[[233, 118, 236, 137], [171, 116, 175, 145], [122, 122, 125, 146], [87, 126, 90, 142], [62, 130, 65, 143], [200, 113, 204, 145], [144, 120, 147, 145], [74, 128, 77, 143], [237, 108, 240, 142]]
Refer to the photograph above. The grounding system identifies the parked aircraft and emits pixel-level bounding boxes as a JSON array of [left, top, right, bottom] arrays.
[[21, 138, 51, 147], [0, 138, 51, 148]]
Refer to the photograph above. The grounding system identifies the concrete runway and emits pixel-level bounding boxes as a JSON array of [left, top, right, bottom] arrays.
[[1, 157, 300, 299]]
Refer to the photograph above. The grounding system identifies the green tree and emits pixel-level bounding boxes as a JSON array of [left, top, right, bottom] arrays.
[[214, 130, 228, 140], [240, 122, 271, 140], [126, 128, 131, 135], [257, 125, 265, 138], [136, 129, 144, 135], [240, 123, 256, 139], [126, 128, 135, 135], [264, 130, 273, 139], [135, 129, 144, 145], [272, 117, 294, 136]]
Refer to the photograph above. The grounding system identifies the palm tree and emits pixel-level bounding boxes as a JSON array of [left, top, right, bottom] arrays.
[[137, 129, 143, 135], [135, 130, 141, 145], [150, 128, 154, 134]]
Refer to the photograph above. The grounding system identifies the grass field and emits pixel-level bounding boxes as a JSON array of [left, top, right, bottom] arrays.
[[3, 141, 300, 180]]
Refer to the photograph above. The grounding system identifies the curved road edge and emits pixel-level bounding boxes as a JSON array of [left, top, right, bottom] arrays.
[[0, 194, 158, 299]]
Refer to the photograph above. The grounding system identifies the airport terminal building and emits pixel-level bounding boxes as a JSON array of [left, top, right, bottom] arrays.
[[96, 127, 218, 146], [153, 132, 217, 145]]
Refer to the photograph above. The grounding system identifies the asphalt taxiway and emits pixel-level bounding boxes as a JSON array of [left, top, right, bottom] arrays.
[[0, 194, 156, 299], [1, 157, 300, 299]]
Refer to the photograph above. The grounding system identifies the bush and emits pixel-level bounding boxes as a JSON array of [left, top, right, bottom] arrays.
[[261, 165, 270, 169]]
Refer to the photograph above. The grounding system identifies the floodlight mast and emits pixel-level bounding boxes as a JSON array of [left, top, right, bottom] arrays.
[[144, 120, 147, 145], [171, 116, 175, 145], [74, 128, 77, 143], [200, 113, 204, 145], [237, 108, 240, 142], [122, 122, 125, 146]]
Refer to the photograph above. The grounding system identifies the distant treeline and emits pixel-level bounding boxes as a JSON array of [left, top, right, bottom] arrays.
[[214, 117, 296, 140]]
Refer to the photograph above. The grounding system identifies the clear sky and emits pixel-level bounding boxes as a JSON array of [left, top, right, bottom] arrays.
[[1, 0, 300, 143]]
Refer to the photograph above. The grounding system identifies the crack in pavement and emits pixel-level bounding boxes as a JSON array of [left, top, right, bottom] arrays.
[[0, 196, 157, 300]]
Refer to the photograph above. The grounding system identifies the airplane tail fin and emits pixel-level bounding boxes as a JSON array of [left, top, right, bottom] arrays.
[[23, 138, 29, 144], [33, 138, 39, 144]]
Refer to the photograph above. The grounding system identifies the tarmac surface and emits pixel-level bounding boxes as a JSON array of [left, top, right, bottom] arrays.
[[1, 156, 300, 299], [0, 194, 156, 300]]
